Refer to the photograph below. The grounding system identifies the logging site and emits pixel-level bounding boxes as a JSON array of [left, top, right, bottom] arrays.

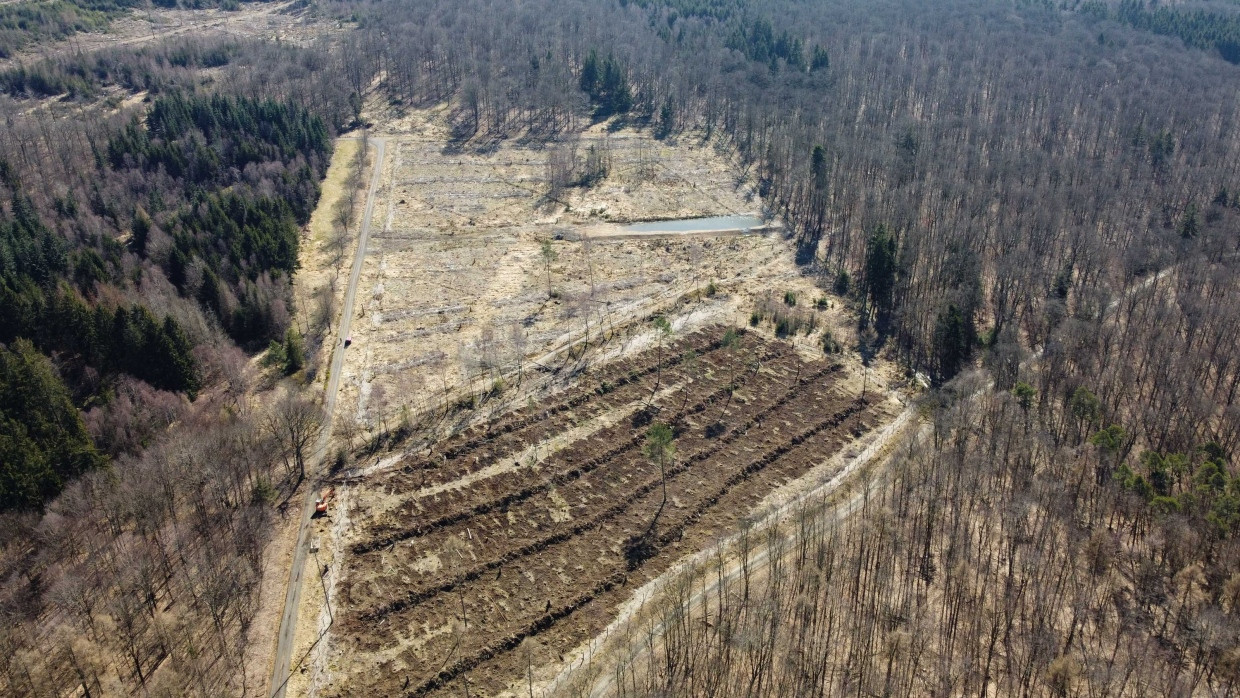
[[289, 108, 907, 698], [3, 1, 1240, 697]]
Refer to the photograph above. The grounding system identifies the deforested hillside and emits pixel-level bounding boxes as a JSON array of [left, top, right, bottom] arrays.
[[320, 0, 1240, 381], [283, 1, 1240, 696], [3, 0, 1240, 695], [554, 267, 1240, 695]]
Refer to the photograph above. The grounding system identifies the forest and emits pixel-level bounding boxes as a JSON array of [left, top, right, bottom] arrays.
[[1, 0, 1240, 694], [0, 8, 358, 692], [1, 91, 330, 507]]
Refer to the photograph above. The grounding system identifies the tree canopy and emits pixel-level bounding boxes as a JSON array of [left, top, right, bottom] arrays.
[[0, 339, 103, 510]]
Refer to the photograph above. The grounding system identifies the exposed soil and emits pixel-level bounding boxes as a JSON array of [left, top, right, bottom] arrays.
[[320, 327, 894, 698], [297, 108, 891, 698], [331, 111, 850, 445]]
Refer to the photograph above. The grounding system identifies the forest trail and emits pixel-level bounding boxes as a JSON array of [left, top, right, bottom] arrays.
[[269, 136, 386, 698]]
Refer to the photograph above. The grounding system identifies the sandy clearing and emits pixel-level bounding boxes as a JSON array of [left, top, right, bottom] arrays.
[[0, 1, 322, 72]]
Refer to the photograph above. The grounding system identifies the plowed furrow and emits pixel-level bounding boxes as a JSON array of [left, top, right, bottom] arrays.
[[351, 357, 781, 555], [376, 331, 739, 486], [390, 398, 876, 698], [355, 362, 844, 620]]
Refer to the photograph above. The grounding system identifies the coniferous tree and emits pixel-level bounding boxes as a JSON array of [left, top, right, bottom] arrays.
[[862, 225, 898, 330], [932, 303, 973, 383], [811, 44, 830, 71], [0, 339, 103, 510], [580, 49, 600, 95], [811, 145, 827, 191]]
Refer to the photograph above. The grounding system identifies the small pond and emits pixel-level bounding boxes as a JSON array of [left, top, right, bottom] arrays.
[[620, 215, 769, 234]]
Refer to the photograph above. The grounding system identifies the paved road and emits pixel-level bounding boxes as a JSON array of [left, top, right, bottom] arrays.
[[269, 136, 386, 698]]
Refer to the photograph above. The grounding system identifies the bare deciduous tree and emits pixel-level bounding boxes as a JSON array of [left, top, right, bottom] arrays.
[[264, 385, 325, 484]]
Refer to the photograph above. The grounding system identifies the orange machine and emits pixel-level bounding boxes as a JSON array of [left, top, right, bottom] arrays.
[[313, 487, 335, 516]]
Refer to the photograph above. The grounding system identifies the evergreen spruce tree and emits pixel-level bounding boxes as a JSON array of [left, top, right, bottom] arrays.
[[862, 225, 898, 330]]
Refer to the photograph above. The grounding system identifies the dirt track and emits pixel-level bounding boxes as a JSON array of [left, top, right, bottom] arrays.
[[270, 137, 387, 698], [321, 328, 893, 698]]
